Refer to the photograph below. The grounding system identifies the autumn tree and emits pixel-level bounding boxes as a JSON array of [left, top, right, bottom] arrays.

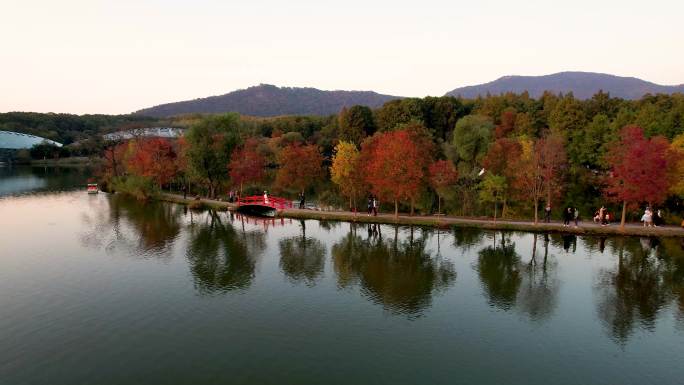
[[185, 113, 242, 198], [362, 129, 433, 217], [512, 138, 545, 224], [482, 138, 522, 217], [537, 133, 567, 207], [330, 141, 365, 211], [604, 126, 671, 228], [338, 105, 376, 145], [102, 140, 129, 179], [127, 138, 178, 188], [668, 133, 684, 198], [428, 160, 458, 215], [228, 138, 266, 196], [275, 143, 325, 195]]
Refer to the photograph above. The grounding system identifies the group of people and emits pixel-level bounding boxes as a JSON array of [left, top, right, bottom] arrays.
[[562, 207, 580, 227], [544, 204, 580, 227], [367, 195, 379, 216], [640, 207, 663, 227]]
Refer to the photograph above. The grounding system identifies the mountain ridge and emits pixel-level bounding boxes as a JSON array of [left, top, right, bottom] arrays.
[[445, 71, 684, 100], [134, 84, 401, 118]]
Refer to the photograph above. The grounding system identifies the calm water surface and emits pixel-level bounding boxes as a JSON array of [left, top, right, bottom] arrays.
[[1, 167, 683, 385]]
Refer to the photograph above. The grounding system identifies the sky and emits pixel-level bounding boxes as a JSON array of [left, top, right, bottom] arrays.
[[1, 0, 683, 115]]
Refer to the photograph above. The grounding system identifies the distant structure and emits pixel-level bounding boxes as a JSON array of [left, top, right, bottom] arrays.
[[102, 127, 185, 142], [0, 130, 63, 149]]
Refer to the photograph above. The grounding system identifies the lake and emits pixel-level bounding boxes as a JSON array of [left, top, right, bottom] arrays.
[[1, 166, 683, 385]]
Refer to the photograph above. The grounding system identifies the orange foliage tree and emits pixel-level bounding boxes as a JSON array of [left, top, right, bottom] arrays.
[[229, 138, 266, 195], [362, 129, 434, 217], [482, 137, 522, 216], [127, 138, 178, 187], [604, 126, 671, 227], [428, 160, 458, 215], [275, 143, 325, 195]]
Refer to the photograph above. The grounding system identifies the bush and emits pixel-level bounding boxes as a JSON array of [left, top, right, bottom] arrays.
[[111, 175, 158, 201]]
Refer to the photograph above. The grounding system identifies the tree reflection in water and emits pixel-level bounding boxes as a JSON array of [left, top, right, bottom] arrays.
[[517, 233, 560, 321], [332, 223, 456, 318], [79, 194, 182, 259], [279, 220, 326, 286], [595, 236, 684, 344], [186, 210, 265, 294], [476, 232, 559, 321]]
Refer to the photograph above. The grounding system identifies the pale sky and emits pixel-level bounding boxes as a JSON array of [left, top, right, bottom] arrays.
[[1, 0, 683, 115]]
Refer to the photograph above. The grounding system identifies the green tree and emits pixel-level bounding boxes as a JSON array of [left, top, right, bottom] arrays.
[[479, 173, 506, 221], [185, 113, 242, 198], [338, 105, 376, 145]]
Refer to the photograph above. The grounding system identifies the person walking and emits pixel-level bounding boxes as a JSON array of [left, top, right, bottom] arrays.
[[182, 184, 187, 200], [641, 207, 652, 227], [299, 192, 305, 209], [599, 206, 607, 226], [372, 197, 378, 216], [563, 207, 572, 227], [544, 204, 552, 223], [654, 209, 663, 227], [367, 196, 373, 216], [574, 207, 579, 227]]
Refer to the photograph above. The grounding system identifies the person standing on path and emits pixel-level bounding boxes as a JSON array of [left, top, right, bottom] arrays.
[[544, 204, 552, 223], [563, 207, 572, 227], [599, 206, 607, 226], [372, 197, 378, 216], [574, 207, 579, 227], [299, 192, 305, 209]]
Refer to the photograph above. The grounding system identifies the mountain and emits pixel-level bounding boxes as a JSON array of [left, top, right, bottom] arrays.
[[445, 72, 684, 100], [135, 84, 401, 117]]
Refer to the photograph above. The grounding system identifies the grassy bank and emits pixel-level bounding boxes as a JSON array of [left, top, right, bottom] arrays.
[[157, 193, 684, 238]]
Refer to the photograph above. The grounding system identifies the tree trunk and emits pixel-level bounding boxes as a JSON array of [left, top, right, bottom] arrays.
[[437, 195, 441, 216], [534, 200, 539, 225], [410, 198, 414, 216], [493, 201, 497, 222], [394, 199, 398, 218], [620, 200, 627, 229]]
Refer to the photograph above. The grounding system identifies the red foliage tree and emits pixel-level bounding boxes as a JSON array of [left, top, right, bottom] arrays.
[[429, 160, 458, 215], [362, 129, 434, 217], [229, 138, 266, 195], [275, 143, 325, 194], [127, 138, 178, 187], [604, 126, 671, 227], [494, 110, 516, 139], [537, 133, 567, 206]]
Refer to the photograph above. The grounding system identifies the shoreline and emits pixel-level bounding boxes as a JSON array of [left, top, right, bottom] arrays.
[[158, 193, 684, 238]]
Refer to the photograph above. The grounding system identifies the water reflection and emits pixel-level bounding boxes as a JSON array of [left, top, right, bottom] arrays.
[[0, 166, 92, 197], [186, 210, 266, 294], [476, 232, 560, 320], [518, 233, 560, 321], [279, 220, 326, 286], [595, 237, 684, 343], [476, 232, 521, 311], [79, 194, 182, 259], [332, 224, 456, 318]]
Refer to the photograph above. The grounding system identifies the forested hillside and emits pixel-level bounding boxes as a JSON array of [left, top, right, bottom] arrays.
[[134, 84, 400, 117]]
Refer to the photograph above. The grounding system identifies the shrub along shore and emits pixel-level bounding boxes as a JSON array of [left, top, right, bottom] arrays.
[[158, 193, 684, 238]]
